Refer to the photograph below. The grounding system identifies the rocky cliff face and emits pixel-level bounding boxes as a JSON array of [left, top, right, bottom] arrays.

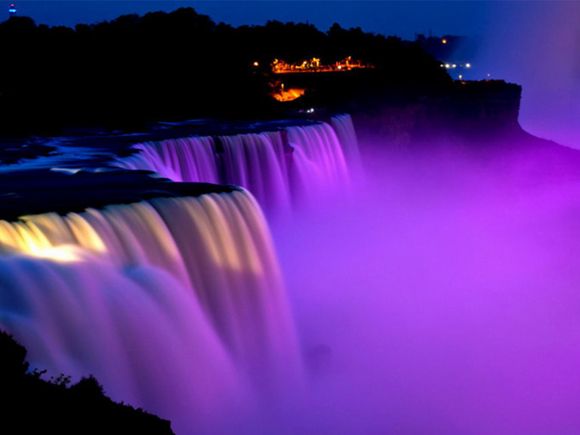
[[351, 80, 523, 150], [0, 331, 175, 435], [348, 80, 580, 186]]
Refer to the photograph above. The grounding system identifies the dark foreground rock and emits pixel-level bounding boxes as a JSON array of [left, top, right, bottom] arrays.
[[0, 330, 175, 435]]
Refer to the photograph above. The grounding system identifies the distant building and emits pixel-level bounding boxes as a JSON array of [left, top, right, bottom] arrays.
[[8, 3, 16, 17]]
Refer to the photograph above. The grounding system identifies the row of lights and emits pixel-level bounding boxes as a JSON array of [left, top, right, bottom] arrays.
[[442, 63, 472, 69]]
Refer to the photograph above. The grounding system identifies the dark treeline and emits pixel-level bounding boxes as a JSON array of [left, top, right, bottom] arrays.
[[0, 330, 175, 435], [0, 7, 449, 135]]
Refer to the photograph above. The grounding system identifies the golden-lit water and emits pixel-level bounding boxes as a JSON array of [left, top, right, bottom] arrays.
[[0, 189, 303, 432]]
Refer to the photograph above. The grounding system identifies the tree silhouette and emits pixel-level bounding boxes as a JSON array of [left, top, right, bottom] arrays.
[[0, 330, 175, 435], [0, 7, 449, 136]]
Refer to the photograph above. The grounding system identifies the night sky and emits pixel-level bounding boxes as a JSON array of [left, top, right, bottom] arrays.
[[6, 1, 492, 39]]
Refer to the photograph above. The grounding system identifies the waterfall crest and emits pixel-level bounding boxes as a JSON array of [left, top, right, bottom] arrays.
[[115, 116, 360, 212]]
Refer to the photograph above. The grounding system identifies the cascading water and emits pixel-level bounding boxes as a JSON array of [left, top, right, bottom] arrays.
[[0, 189, 302, 433], [0, 113, 361, 434], [114, 115, 358, 212], [331, 114, 363, 173], [286, 119, 351, 206], [219, 131, 292, 213], [119, 136, 220, 184]]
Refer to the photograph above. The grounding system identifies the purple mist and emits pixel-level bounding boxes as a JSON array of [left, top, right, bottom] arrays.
[[265, 141, 580, 435], [3, 111, 580, 434]]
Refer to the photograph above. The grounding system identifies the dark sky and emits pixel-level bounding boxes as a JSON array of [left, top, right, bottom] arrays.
[[7, 1, 491, 39]]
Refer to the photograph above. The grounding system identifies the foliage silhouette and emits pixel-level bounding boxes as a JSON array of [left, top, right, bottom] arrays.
[[0, 7, 449, 136], [0, 330, 175, 435]]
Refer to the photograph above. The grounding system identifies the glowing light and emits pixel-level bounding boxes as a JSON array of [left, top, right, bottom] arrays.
[[271, 56, 373, 74], [0, 219, 85, 262], [271, 87, 305, 102], [465, 63, 471, 68], [445, 64, 451, 68], [442, 39, 447, 44], [253, 61, 259, 67], [459, 75, 463, 80], [30, 246, 82, 262], [0, 207, 114, 265]]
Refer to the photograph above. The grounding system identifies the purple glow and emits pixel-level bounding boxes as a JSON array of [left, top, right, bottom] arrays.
[[115, 117, 353, 214], [2, 109, 580, 434], [262, 144, 580, 435], [0, 191, 302, 433]]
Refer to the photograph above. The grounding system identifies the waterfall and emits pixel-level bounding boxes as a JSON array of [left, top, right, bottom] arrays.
[[0, 113, 362, 432], [115, 116, 359, 212], [119, 136, 220, 184], [0, 189, 302, 432], [331, 114, 363, 172], [219, 131, 292, 213], [286, 120, 351, 206]]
